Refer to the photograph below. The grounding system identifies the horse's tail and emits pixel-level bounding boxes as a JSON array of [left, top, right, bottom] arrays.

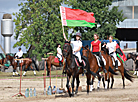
[[108, 66, 118, 75], [32, 59, 39, 71], [124, 68, 134, 82], [46, 60, 50, 76]]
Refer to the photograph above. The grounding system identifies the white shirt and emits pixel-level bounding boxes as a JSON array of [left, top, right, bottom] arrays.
[[57, 47, 62, 56], [106, 41, 116, 54], [15, 50, 23, 58], [71, 40, 82, 54]]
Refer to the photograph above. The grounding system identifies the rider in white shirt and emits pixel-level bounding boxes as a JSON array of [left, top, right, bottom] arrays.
[[15, 48, 23, 66], [15, 48, 23, 58], [106, 36, 118, 69], [57, 44, 62, 66], [63, 32, 85, 72]]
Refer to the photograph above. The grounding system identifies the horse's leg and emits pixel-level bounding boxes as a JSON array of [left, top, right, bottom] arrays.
[[97, 74, 101, 90], [121, 72, 125, 89], [66, 75, 71, 97], [71, 74, 75, 96], [107, 72, 111, 89], [110, 74, 114, 89], [13, 63, 20, 76], [86, 73, 91, 94], [23, 64, 28, 76], [102, 76, 105, 88], [75, 75, 80, 95], [104, 72, 108, 89], [30, 64, 36, 76], [90, 76, 94, 92]]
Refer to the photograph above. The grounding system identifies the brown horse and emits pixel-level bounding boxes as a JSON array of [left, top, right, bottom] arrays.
[[62, 42, 97, 97], [82, 45, 117, 90], [46, 56, 63, 76], [102, 47, 134, 89], [6, 55, 39, 76]]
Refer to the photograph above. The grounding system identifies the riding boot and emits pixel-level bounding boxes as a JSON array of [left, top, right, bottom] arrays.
[[100, 60, 107, 73], [99, 52, 107, 73], [17, 61, 19, 67], [80, 62, 86, 74], [59, 61, 62, 66], [115, 60, 118, 70]]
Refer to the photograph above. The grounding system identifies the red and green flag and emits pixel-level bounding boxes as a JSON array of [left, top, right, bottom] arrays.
[[60, 6, 96, 28]]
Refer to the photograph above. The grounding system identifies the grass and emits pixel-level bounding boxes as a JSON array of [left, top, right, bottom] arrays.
[[0, 70, 136, 80], [0, 70, 64, 79]]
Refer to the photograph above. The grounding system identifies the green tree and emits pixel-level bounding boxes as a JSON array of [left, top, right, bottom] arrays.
[[13, 0, 66, 60], [66, 0, 126, 40]]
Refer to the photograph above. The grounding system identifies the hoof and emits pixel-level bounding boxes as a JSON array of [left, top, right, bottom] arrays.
[[34, 74, 36, 76], [18, 74, 20, 76], [12, 75, 15, 77]]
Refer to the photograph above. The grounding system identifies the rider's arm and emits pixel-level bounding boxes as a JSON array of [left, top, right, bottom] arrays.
[[99, 43, 101, 52], [74, 46, 82, 53], [114, 46, 116, 52], [90, 44, 92, 52], [63, 33, 68, 41]]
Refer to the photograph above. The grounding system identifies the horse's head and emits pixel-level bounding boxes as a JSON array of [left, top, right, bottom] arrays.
[[82, 45, 90, 58], [6, 54, 14, 61], [63, 41, 72, 58], [127, 53, 137, 61]]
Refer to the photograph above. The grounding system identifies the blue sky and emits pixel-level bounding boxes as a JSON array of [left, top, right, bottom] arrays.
[[0, 0, 27, 53], [0, 0, 137, 53]]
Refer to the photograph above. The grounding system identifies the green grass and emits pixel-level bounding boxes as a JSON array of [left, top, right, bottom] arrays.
[[0, 70, 64, 79]]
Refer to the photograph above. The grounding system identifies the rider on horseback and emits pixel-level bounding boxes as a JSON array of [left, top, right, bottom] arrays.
[[15, 47, 23, 66], [90, 34, 107, 73], [106, 35, 118, 70], [57, 44, 62, 66], [63, 32, 85, 73]]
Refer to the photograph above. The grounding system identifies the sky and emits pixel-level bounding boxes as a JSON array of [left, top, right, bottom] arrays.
[[0, 0, 27, 53], [0, 0, 137, 53]]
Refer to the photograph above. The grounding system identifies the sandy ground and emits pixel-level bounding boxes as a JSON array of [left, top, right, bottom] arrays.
[[0, 75, 138, 102]]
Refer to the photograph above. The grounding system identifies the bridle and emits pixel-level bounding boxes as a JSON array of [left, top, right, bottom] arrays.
[[63, 43, 70, 57]]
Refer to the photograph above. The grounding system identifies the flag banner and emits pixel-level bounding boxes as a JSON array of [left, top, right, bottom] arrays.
[[60, 6, 95, 28]]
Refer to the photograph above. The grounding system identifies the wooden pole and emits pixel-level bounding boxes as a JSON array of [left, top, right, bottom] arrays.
[[12, 59, 29, 98], [0, 44, 6, 55]]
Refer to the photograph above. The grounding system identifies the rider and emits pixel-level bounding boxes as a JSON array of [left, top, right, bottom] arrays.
[[63, 32, 85, 73], [57, 44, 62, 66], [15, 47, 23, 66], [90, 34, 107, 73], [106, 35, 118, 69]]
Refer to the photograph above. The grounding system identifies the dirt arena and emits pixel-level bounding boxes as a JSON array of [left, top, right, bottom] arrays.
[[0, 75, 138, 102]]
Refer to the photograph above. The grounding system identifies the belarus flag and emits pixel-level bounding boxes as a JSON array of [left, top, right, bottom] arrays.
[[60, 6, 96, 28]]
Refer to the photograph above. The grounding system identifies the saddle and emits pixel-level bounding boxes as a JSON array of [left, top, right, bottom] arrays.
[[74, 55, 86, 68], [109, 55, 121, 66], [54, 57, 63, 63], [94, 54, 106, 67]]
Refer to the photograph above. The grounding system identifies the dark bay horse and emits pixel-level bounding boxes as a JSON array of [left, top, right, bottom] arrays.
[[62, 42, 97, 97], [102, 47, 134, 89], [82, 45, 117, 90], [6, 55, 39, 76]]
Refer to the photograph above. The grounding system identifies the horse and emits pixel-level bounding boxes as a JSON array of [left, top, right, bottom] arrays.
[[102, 47, 134, 89], [82, 45, 118, 90], [46, 55, 64, 76], [6, 55, 39, 76], [61, 42, 97, 97]]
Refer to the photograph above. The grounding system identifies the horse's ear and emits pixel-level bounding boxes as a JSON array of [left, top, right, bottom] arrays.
[[85, 45, 89, 49]]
